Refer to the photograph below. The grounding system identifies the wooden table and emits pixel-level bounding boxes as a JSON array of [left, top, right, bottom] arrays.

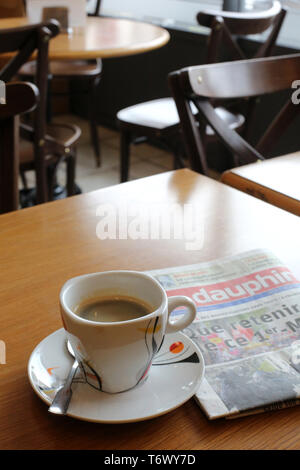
[[0, 16, 170, 60], [221, 152, 300, 217], [1, 169, 300, 450]]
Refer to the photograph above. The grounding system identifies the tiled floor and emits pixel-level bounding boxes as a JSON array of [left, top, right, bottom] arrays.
[[57, 114, 175, 193], [20, 114, 220, 194]]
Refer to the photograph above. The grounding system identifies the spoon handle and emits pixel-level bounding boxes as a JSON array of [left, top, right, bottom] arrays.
[[48, 359, 79, 415]]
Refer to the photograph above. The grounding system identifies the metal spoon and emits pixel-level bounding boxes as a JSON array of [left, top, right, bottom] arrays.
[[48, 341, 78, 415]]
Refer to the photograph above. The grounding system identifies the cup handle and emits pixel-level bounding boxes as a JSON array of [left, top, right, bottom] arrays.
[[166, 296, 197, 334]]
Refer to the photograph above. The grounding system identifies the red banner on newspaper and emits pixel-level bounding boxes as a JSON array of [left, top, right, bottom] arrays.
[[167, 267, 298, 307]]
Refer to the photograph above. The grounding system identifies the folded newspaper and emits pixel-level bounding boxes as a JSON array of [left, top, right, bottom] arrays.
[[148, 249, 300, 419]]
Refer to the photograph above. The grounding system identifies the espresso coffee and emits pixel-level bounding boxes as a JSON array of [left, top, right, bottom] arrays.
[[74, 295, 153, 323]]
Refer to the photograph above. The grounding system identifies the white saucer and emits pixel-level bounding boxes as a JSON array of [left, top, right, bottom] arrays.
[[28, 328, 204, 423]]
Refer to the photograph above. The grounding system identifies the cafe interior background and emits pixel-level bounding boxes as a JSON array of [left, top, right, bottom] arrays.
[[58, 0, 300, 195], [1, 0, 300, 201], [2, 0, 300, 451]]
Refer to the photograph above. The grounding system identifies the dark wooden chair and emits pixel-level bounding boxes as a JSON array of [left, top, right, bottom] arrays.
[[0, 81, 38, 214], [117, 0, 286, 183], [19, 0, 102, 166], [168, 54, 300, 215], [0, 21, 81, 205], [197, 1, 286, 142]]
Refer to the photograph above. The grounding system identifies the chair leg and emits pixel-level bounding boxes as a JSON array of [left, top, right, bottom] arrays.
[[35, 158, 49, 205], [172, 139, 186, 169], [162, 135, 186, 170], [120, 129, 132, 183], [66, 152, 76, 196], [89, 76, 101, 167], [46, 163, 58, 201], [173, 152, 185, 169], [20, 169, 28, 189], [46, 76, 53, 124]]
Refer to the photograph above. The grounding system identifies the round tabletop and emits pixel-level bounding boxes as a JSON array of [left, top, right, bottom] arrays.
[[0, 16, 170, 60]]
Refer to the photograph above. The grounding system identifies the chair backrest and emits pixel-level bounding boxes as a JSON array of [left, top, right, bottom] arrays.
[[0, 20, 60, 203], [197, 1, 286, 142], [0, 0, 26, 18], [0, 81, 38, 214], [168, 54, 300, 174], [198, 1, 286, 64], [87, 0, 101, 17]]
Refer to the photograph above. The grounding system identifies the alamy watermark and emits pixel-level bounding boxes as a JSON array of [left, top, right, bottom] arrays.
[[96, 202, 204, 251], [291, 80, 300, 104], [0, 340, 6, 364], [0, 80, 6, 105]]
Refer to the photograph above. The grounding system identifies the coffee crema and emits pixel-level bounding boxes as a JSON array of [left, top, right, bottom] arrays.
[[74, 295, 153, 323]]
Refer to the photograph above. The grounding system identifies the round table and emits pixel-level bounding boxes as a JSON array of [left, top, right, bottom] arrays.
[[0, 16, 170, 60]]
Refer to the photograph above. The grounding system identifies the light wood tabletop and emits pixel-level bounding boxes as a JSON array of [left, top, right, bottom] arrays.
[[1, 169, 300, 450], [221, 151, 300, 217], [0, 16, 170, 60]]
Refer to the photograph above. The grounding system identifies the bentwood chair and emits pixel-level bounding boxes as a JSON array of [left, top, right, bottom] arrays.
[[117, 0, 286, 182], [168, 54, 300, 215], [0, 21, 81, 205], [19, 0, 102, 166], [0, 81, 38, 214]]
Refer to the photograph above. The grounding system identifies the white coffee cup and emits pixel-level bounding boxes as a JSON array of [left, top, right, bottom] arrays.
[[60, 270, 196, 393]]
